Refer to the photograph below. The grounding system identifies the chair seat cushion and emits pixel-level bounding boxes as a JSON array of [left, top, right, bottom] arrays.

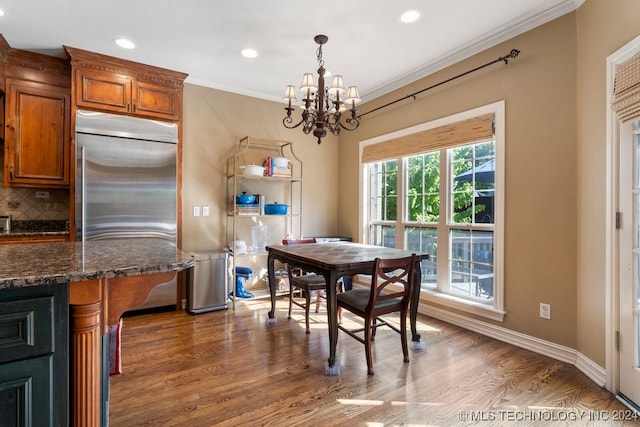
[[291, 274, 326, 287], [337, 289, 401, 311]]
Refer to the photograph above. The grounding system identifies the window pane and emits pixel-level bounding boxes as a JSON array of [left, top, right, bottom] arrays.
[[452, 142, 495, 224], [406, 152, 440, 222], [450, 229, 494, 301], [370, 224, 396, 248], [406, 226, 437, 287], [369, 160, 397, 221]]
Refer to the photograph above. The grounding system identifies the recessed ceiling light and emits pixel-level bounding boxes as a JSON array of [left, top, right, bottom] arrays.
[[115, 38, 135, 49], [0, 9, 5, 16], [241, 48, 258, 58], [400, 9, 421, 24]]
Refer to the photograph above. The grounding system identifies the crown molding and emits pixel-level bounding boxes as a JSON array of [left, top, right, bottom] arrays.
[[363, 0, 583, 103]]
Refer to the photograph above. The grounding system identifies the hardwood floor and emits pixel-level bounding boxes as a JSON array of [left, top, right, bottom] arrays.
[[109, 297, 634, 426]]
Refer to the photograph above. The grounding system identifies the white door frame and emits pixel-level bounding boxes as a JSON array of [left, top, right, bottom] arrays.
[[605, 34, 640, 393]]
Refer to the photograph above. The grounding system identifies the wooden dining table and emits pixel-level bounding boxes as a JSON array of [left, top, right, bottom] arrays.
[[266, 241, 429, 374]]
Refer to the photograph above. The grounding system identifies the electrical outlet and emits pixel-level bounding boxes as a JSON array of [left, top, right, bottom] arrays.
[[193, 206, 201, 217], [540, 303, 551, 319], [202, 205, 210, 216]]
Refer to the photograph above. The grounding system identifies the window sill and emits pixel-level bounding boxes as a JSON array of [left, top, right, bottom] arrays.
[[420, 289, 506, 322], [351, 277, 505, 322]]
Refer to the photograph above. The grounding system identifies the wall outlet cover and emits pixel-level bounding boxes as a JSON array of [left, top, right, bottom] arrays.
[[540, 303, 551, 319]]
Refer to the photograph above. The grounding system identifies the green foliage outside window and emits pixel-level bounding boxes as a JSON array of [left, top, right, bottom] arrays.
[[401, 142, 494, 224]]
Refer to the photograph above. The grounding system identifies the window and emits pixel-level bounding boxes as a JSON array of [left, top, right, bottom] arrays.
[[361, 102, 504, 321]]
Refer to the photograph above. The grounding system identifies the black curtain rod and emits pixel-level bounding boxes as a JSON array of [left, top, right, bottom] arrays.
[[358, 49, 521, 119]]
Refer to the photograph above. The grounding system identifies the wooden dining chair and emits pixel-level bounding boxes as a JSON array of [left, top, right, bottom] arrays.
[[282, 238, 344, 333], [283, 238, 327, 333], [336, 254, 416, 375]]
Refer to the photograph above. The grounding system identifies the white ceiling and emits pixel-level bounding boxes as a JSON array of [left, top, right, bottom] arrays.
[[0, 0, 581, 104]]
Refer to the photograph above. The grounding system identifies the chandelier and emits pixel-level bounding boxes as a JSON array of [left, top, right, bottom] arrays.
[[282, 35, 361, 144]]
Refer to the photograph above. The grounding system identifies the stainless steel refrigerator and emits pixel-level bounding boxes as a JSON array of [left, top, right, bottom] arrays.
[[75, 109, 178, 310]]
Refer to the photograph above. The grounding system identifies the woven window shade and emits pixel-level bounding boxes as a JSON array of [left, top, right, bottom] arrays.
[[612, 53, 640, 122], [362, 113, 494, 163]]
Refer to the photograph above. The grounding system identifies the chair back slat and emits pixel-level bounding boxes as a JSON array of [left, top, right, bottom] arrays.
[[367, 255, 416, 310]]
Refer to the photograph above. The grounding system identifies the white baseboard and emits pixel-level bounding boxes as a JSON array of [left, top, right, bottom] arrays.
[[419, 304, 606, 387], [575, 352, 606, 387]]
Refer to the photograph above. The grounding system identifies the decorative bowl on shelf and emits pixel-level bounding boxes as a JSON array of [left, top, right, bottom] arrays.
[[264, 202, 289, 215], [240, 165, 265, 176], [235, 192, 256, 204]]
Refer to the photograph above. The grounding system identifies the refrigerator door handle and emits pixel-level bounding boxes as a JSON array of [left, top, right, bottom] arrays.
[[80, 145, 87, 243]]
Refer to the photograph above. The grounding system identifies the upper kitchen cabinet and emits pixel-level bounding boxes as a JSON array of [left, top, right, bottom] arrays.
[[65, 46, 187, 122], [1, 40, 71, 188]]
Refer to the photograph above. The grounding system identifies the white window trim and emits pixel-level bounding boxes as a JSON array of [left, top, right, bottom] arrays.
[[359, 101, 505, 322]]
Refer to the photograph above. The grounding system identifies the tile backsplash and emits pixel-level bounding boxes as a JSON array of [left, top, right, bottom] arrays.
[[0, 150, 70, 220]]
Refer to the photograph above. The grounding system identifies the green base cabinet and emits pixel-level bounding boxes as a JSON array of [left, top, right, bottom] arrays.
[[0, 285, 68, 427]]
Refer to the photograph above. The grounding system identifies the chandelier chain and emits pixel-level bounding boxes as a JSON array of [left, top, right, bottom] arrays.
[[317, 45, 324, 68]]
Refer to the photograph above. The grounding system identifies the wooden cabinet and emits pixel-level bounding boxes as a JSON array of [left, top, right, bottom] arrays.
[[74, 68, 181, 121], [4, 78, 71, 188], [1, 41, 71, 189], [66, 46, 187, 122], [0, 284, 69, 426]]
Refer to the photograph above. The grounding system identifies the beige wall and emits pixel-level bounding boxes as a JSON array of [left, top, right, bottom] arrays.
[[181, 85, 340, 253], [576, 0, 640, 366], [338, 14, 579, 347]]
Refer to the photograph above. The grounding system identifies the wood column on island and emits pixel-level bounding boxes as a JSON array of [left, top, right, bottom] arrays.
[[69, 271, 178, 427]]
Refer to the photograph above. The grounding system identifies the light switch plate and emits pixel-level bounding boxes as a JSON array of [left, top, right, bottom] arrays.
[[193, 206, 201, 217], [202, 205, 210, 216]]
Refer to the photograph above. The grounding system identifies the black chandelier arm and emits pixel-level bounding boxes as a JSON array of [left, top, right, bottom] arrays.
[[283, 115, 305, 130], [357, 48, 522, 120], [339, 117, 360, 131]]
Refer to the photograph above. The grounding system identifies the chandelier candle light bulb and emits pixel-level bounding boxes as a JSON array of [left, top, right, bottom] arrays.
[[282, 34, 361, 144]]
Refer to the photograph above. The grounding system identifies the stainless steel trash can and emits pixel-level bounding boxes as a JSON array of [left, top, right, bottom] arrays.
[[187, 250, 229, 314]]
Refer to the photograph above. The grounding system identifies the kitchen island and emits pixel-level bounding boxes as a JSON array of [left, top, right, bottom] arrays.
[[0, 239, 195, 427]]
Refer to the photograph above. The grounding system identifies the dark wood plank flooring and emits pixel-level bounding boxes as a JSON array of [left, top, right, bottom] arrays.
[[109, 297, 635, 426]]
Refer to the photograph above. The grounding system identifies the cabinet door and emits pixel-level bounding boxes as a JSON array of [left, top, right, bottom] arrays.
[[4, 79, 70, 188], [75, 68, 132, 114], [0, 355, 54, 427], [0, 285, 68, 427], [133, 80, 180, 121]]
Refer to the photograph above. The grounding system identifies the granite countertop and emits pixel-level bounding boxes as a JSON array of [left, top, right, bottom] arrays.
[[0, 220, 70, 238], [0, 239, 195, 290]]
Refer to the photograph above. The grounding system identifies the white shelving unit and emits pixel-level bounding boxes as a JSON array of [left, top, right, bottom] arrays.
[[226, 136, 303, 306]]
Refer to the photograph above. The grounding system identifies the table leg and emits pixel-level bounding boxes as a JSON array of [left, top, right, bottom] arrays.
[[323, 270, 340, 375], [267, 252, 277, 319], [410, 260, 422, 344]]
